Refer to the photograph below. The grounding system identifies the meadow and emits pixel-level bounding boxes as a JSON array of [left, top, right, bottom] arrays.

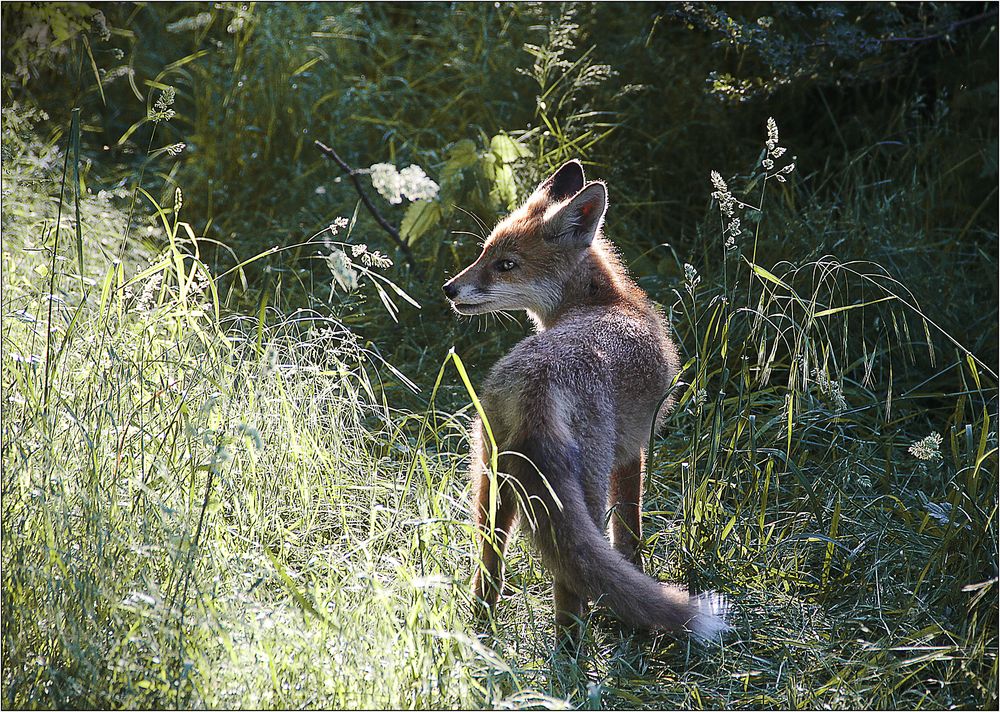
[[2, 3, 997, 709]]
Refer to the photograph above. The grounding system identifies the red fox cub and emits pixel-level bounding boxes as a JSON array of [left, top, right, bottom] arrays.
[[443, 160, 728, 646]]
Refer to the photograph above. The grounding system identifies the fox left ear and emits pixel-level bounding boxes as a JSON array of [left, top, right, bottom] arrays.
[[548, 181, 607, 249]]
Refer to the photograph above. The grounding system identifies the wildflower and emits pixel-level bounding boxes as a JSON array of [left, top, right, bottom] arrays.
[[710, 170, 736, 218], [314, 186, 327, 195], [710, 170, 729, 194], [10, 353, 41, 366], [262, 346, 278, 377], [150, 87, 176, 123], [775, 162, 795, 183], [156, 87, 175, 111], [91, 11, 111, 41], [909, 433, 943, 461], [351, 243, 367, 256], [327, 216, 349, 236], [101, 66, 133, 85], [165, 142, 186, 157], [812, 368, 847, 411], [325, 248, 358, 293], [766, 117, 779, 150], [174, 187, 183, 214], [227, 5, 252, 34], [136, 273, 163, 311], [362, 250, 392, 269], [683, 263, 701, 294], [189, 272, 210, 297]]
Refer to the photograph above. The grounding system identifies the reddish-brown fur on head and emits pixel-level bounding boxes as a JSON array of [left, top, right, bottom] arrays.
[[443, 160, 640, 329]]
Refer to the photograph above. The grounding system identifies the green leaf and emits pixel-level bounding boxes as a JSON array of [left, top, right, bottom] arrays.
[[490, 163, 517, 210], [441, 139, 479, 184], [745, 258, 793, 291], [813, 295, 896, 318], [489, 133, 532, 163], [400, 200, 442, 244]]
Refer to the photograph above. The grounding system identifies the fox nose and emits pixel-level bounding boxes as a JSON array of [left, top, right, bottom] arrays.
[[443, 282, 458, 300]]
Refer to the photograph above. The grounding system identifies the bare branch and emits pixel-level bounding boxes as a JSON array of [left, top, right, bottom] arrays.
[[314, 140, 421, 276]]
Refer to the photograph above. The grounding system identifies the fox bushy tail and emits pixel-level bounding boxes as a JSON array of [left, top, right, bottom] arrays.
[[504, 435, 729, 642]]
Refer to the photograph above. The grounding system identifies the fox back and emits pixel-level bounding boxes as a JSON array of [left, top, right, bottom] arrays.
[[444, 160, 727, 646]]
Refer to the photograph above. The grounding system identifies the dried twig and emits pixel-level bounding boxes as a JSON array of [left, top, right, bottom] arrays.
[[314, 140, 420, 275]]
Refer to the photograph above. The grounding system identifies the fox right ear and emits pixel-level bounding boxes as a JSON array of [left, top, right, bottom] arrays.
[[548, 181, 607, 249], [533, 160, 585, 202]]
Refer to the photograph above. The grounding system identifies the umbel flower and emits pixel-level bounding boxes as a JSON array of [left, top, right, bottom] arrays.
[[369, 163, 439, 205]]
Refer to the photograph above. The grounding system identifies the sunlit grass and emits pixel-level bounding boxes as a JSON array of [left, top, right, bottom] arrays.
[[3, 104, 997, 711]]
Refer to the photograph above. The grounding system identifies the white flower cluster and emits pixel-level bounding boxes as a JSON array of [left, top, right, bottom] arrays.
[[351, 243, 392, 269], [909, 432, 943, 461], [369, 163, 439, 205]]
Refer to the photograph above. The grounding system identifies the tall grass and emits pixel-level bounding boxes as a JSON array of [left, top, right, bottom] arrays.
[[1, 112, 517, 708]]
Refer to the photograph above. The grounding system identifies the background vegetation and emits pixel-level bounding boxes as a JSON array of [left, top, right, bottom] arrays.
[[2, 2, 997, 709]]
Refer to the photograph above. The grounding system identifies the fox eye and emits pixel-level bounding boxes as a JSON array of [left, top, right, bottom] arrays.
[[495, 259, 517, 272]]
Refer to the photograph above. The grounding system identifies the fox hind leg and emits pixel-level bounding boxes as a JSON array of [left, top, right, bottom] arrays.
[[609, 454, 644, 571], [553, 579, 587, 651], [471, 467, 518, 615]]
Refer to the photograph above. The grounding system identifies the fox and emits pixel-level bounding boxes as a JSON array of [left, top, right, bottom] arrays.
[[442, 159, 729, 647]]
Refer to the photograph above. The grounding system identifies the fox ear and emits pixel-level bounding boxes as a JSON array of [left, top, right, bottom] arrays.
[[548, 181, 607, 249], [533, 160, 585, 202]]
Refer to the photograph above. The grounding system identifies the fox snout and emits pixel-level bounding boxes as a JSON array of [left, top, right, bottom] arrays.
[[442, 274, 492, 315]]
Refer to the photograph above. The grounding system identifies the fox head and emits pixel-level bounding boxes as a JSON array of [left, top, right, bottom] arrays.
[[442, 160, 608, 320]]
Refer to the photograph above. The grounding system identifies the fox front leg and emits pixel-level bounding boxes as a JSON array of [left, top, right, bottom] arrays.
[[471, 465, 518, 617]]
